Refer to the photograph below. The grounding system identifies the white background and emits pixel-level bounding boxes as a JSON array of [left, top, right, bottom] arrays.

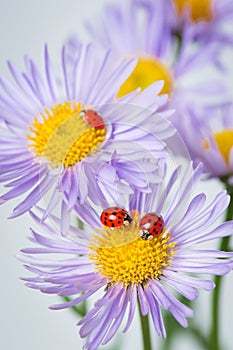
[[0, 1, 233, 349]]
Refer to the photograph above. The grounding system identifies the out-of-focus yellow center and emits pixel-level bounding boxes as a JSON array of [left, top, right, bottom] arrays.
[[117, 56, 173, 98], [203, 129, 233, 166], [172, 0, 214, 22], [89, 211, 176, 286], [27, 102, 106, 168]]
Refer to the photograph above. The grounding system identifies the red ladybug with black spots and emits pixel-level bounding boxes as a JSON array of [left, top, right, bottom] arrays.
[[80, 109, 105, 130], [100, 207, 132, 228], [139, 212, 164, 240]]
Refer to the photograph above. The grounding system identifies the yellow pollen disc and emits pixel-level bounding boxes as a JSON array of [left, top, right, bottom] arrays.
[[117, 56, 173, 98], [27, 102, 106, 168], [202, 129, 233, 166], [172, 0, 214, 22], [89, 211, 176, 286]]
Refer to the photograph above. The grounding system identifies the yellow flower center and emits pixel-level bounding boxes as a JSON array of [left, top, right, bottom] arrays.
[[117, 56, 173, 98], [203, 129, 233, 166], [172, 0, 214, 22], [89, 211, 176, 286], [27, 102, 106, 168]]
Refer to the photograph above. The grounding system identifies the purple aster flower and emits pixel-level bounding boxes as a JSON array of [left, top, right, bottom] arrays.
[[69, 0, 230, 140], [177, 103, 233, 179], [167, 0, 233, 45], [19, 163, 233, 349], [0, 43, 174, 233]]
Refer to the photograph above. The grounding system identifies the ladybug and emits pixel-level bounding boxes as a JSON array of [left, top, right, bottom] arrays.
[[80, 109, 105, 130], [139, 212, 164, 240], [100, 207, 132, 228]]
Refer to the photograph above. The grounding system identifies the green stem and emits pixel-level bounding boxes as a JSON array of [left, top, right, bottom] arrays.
[[77, 217, 84, 230], [173, 29, 183, 61], [138, 299, 152, 350], [210, 180, 233, 350]]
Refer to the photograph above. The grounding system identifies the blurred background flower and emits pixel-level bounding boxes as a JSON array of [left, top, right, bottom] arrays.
[[167, 0, 233, 45], [68, 0, 231, 149], [176, 102, 233, 179]]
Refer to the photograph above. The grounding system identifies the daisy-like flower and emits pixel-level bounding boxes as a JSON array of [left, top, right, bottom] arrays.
[[70, 0, 229, 134], [19, 163, 233, 349], [179, 103, 233, 179], [168, 0, 233, 45], [0, 43, 174, 232]]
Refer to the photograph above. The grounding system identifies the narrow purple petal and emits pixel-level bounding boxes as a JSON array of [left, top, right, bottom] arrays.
[[0, 158, 33, 174], [150, 280, 194, 326], [41, 187, 61, 221], [0, 162, 39, 182], [80, 286, 124, 349], [91, 57, 137, 104], [50, 288, 100, 310], [170, 262, 231, 275], [9, 173, 55, 218], [102, 290, 129, 344], [161, 275, 199, 301], [138, 283, 149, 316], [60, 200, 71, 236], [4, 164, 43, 187], [163, 270, 214, 291], [132, 81, 165, 106], [165, 163, 203, 227], [61, 45, 71, 100], [0, 75, 31, 122], [1, 173, 41, 200], [144, 286, 166, 338], [29, 228, 87, 253], [7, 61, 42, 109], [66, 168, 80, 210], [44, 45, 57, 101], [179, 221, 233, 247]]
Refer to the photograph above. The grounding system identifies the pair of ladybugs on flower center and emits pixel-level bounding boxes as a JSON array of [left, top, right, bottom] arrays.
[[81, 108, 164, 240], [100, 207, 164, 240]]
